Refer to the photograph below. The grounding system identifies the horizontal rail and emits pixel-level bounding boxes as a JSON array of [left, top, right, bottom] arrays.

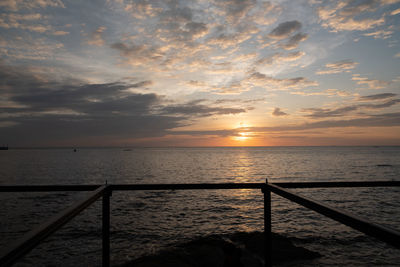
[[268, 183, 400, 248], [1, 181, 399, 192], [0, 185, 101, 192], [0, 185, 108, 266], [110, 183, 264, 190], [273, 180, 400, 188]]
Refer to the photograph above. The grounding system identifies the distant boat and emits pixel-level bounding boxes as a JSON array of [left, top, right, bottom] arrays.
[[123, 148, 132, 151], [0, 146, 8, 150]]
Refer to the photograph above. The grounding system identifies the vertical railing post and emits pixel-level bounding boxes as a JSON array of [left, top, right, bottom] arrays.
[[102, 186, 111, 267], [262, 178, 272, 267]]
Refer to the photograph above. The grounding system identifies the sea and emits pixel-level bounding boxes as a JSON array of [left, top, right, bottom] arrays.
[[0, 146, 399, 266]]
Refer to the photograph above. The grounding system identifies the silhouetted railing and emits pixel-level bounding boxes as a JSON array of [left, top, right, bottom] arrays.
[[0, 180, 399, 267]]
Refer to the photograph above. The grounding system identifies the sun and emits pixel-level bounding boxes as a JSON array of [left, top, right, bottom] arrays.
[[234, 132, 251, 141]]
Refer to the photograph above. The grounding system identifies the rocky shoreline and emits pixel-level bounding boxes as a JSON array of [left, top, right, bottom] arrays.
[[119, 231, 320, 267]]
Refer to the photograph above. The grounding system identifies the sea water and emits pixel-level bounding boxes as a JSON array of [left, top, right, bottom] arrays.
[[0, 146, 399, 266]]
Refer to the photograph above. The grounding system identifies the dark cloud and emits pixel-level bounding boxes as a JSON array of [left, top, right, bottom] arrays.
[[216, 0, 256, 23], [272, 107, 288, 116], [256, 51, 305, 66], [268, 20, 302, 39], [161, 5, 193, 23], [0, 70, 183, 145], [1, 115, 184, 145], [361, 99, 400, 109], [153, 3, 211, 46], [111, 42, 165, 65], [303, 99, 400, 118], [303, 106, 359, 118], [247, 71, 318, 90], [280, 32, 308, 50], [184, 22, 208, 36], [159, 100, 247, 117], [214, 98, 265, 104], [7, 80, 158, 116], [360, 93, 397, 101], [0, 64, 201, 145], [130, 80, 153, 88]]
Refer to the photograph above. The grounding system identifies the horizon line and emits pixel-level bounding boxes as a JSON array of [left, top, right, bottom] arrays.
[[4, 145, 400, 149]]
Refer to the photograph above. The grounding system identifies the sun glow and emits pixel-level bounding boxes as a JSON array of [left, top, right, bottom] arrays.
[[234, 132, 251, 141], [232, 122, 253, 142]]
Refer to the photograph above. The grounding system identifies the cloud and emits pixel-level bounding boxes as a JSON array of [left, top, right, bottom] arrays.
[[206, 62, 236, 74], [213, 0, 256, 24], [211, 82, 250, 95], [123, 1, 162, 19], [0, 0, 64, 11], [272, 107, 288, 116], [52, 30, 69, 36], [111, 42, 165, 66], [246, 71, 318, 91], [280, 32, 308, 50], [316, 60, 358, 75], [186, 80, 208, 88], [360, 99, 400, 109], [207, 24, 258, 49], [291, 89, 352, 97], [256, 51, 305, 66], [0, 62, 186, 145], [268, 20, 302, 39], [231, 52, 257, 62], [211, 70, 318, 95], [0, 36, 64, 60], [159, 100, 247, 117], [213, 98, 265, 104], [0, 121, 18, 127], [251, 1, 278, 25], [130, 80, 153, 88], [363, 29, 393, 39], [87, 26, 107, 46], [352, 74, 390, 89], [0, 13, 52, 33], [302, 99, 400, 118], [359, 93, 397, 100], [391, 8, 400, 15], [316, 0, 387, 32], [184, 22, 209, 39], [302, 106, 358, 118], [395, 52, 400, 58]]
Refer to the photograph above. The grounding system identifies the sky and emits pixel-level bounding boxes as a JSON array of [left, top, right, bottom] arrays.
[[0, 0, 400, 147]]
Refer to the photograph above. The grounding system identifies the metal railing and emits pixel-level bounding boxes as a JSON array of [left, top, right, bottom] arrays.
[[0, 180, 399, 267]]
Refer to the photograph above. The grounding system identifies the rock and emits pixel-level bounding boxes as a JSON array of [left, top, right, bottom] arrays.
[[119, 232, 320, 267]]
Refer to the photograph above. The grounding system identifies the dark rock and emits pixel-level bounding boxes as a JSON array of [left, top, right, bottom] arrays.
[[119, 232, 320, 267]]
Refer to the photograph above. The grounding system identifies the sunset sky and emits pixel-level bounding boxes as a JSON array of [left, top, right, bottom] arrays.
[[1, 0, 400, 147]]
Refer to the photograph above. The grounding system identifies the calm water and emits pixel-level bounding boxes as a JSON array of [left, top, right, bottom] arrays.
[[0, 147, 399, 266]]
